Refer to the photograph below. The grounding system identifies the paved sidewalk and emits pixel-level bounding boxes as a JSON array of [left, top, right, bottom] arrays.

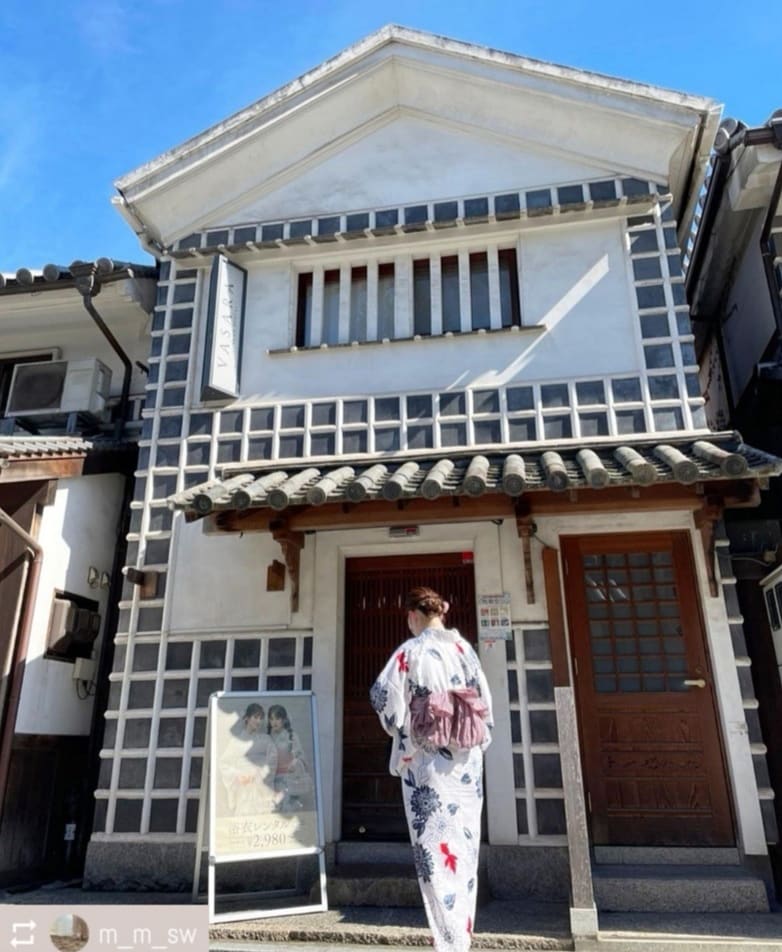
[[208, 900, 571, 949], [3, 883, 782, 950], [580, 910, 782, 952]]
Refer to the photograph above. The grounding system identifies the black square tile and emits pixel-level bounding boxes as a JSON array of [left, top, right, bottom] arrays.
[[289, 220, 312, 239], [464, 197, 489, 219], [622, 177, 650, 197], [526, 189, 552, 212], [558, 185, 584, 206], [317, 216, 341, 236], [434, 201, 458, 223], [234, 226, 257, 244], [375, 209, 398, 228], [404, 205, 428, 224], [589, 180, 617, 203], [345, 213, 370, 232], [494, 193, 520, 218], [114, 799, 143, 833]]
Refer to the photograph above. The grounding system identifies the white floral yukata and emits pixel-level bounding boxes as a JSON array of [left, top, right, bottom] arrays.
[[370, 627, 493, 952]]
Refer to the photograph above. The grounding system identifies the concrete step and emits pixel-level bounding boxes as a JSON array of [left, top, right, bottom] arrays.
[[321, 863, 422, 907], [592, 864, 770, 913], [335, 840, 413, 866], [593, 846, 740, 866]]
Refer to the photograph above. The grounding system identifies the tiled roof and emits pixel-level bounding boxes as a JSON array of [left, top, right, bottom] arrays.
[[0, 260, 156, 295], [0, 436, 127, 463], [168, 433, 782, 516]]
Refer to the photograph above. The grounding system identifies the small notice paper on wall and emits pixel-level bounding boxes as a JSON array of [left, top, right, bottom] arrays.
[[478, 593, 512, 641]]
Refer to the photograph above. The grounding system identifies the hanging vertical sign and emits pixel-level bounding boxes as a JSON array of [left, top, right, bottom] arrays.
[[201, 255, 247, 401]]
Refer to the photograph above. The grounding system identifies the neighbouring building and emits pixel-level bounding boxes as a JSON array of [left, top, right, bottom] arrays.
[[686, 109, 782, 891], [0, 260, 156, 885], [84, 27, 782, 930]]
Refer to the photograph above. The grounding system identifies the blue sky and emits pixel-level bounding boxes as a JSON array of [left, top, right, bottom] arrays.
[[1, 0, 779, 270]]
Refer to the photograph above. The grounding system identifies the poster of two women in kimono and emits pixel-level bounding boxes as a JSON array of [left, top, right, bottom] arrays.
[[209, 691, 322, 858]]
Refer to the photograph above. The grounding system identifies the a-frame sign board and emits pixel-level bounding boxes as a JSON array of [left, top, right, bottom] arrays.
[[193, 691, 328, 923]]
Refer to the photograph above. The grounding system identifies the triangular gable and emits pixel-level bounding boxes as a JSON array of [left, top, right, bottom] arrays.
[[217, 112, 626, 231], [114, 26, 720, 251]]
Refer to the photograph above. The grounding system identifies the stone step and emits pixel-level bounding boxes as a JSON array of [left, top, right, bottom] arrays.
[[594, 846, 740, 866], [334, 840, 413, 866], [322, 863, 422, 907], [592, 864, 770, 913]]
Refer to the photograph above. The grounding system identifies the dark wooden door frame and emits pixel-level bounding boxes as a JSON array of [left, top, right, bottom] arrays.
[[560, 530, 736, 847], [341, 552, 477, 841]]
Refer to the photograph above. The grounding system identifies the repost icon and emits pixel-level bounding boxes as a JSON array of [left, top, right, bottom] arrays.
[[11, 919, 35, 948]]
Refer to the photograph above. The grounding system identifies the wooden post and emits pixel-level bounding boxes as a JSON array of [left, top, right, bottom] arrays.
[[542, 547, 598, 938], [694, 498, 723, 597], [514, 509, 536, 604], [271, 526, 305, 612]]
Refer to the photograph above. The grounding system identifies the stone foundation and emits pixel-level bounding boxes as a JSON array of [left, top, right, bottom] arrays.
[[84, 840, 195, 892], [486, 845, 570, 901], [85, 838, 570, 901]]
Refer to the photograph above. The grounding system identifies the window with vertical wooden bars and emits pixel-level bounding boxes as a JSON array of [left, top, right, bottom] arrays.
[[295, 245, 521, 347]]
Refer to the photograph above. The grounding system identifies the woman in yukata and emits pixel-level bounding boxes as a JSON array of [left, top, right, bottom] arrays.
[[267, 704, 311, 810], [219, 703, 279, 816], [370, 587, 494, 952]]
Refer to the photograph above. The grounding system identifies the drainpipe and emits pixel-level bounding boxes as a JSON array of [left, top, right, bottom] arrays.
[[0, 507, 43, 826], [70, 260, 134, 437], [714, 317, 737, 421]]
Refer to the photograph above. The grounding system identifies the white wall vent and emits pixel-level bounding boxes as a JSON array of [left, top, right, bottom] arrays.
[[6, 358, 111, 417]]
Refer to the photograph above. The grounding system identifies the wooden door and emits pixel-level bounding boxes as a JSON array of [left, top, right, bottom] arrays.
[[342, 553, 476, 840], [561, 531, 735, 846]]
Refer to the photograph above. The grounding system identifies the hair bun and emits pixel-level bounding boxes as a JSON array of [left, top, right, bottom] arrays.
[[405, 586, 445, 617]]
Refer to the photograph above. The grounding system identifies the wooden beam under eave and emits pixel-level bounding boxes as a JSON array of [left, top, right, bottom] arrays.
[[216, 495, 517, 532], [525, 480, 761, 515], [211, 478, 766, 534], [0, 457, 85, 482]]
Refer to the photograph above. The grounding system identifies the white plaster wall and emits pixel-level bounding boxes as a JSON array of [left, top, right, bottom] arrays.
[[518, 219, 634, 375], [220, 218, 635, 403], [165, 520, 297, 633], [16, 474, 125, 736], [231, 113, 612, 225]]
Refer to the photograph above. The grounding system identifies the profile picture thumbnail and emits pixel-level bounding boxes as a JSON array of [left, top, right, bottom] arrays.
[[49, 913, 89, 951]]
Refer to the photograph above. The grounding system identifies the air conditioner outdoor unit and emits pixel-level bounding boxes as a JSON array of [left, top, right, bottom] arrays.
[[46, 595, 102, 661], [5, 358, 112, 417]]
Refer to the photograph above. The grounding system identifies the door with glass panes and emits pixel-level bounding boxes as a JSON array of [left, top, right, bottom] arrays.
[[561, 531, 734, 846]]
